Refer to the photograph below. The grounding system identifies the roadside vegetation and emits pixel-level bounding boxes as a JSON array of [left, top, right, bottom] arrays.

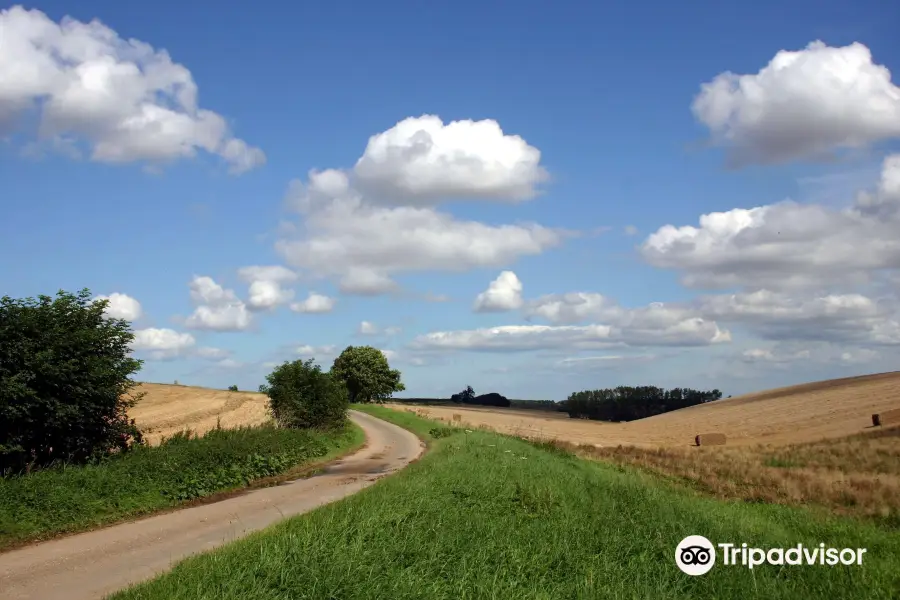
[[112, 407, 900, 600], [0, 423, 362, 550], [0, 290, 400, 549]]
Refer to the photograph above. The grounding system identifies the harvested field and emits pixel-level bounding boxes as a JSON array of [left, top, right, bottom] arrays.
[[388, 371, 900, 447], [129, 383, 271, 445]]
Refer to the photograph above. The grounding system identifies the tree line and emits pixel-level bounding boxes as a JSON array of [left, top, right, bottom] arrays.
[[562, 386, 723, 421]]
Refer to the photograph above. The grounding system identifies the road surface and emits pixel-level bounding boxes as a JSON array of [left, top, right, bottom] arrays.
[[0, 410, 424, 600]]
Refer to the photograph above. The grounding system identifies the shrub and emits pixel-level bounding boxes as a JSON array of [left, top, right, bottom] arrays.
[[0, 289, 144, 475], [228, 385, 239, 392], [330, 345, 405, 403], [259, 359, 348, 429]]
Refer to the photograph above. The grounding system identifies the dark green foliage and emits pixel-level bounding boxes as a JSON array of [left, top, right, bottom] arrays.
[[260, 358, 348, 429], [450, 387, 511, 407], [0, 289, 144, 476], [0, 423, 357, 548], [227, 385, 239, 392], [330, 346, 405, 403], [428, 426, 461, 439], [565, 386, 723, 421], [450, 385, 475, 403]]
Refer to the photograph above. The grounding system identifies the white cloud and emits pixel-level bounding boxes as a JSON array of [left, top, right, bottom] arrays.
[[289, 292, 336, 314], [474, 270, 524, 312], [185, 276, 251, 331], [338, 269, 398, 296], [641, 154, 900, 290], [699, 290, 900, 346], [526, 287, 900, 348], [840, 348, 880, 364], [624, 225, 639, 236], [237, 266, 297, 283], [278, 171, 565, 294], [384, 326, 402, 336], [411, 319, 730, 353], [131, 327, 195, 360], [693, 41, 900, 166], [358, 320, 379, 335], [237, 266, 298, 311], [353, 114, 548, 203], [274, 117, 567, 295], [379, 348, 399, 361], [524, 292, 616, 324], [194, 346, 231, 360], [554, 354, 657, 370], [740, 348, 810, 364], [295, 344, 337, 358], [93, 292, 142, 320], [0, 6, 265, 173]]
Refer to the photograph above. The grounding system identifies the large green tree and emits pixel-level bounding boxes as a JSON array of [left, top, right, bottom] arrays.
[[260, 358, 348, 429], [0, 289, 144, 475], [330, 345, 405, 403]]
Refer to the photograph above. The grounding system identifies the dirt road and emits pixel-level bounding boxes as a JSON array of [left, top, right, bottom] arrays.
[[0, 410, 424, 600]]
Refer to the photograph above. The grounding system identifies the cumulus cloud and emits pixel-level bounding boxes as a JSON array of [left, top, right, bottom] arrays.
[[289, 292, 336, 314], [411, 318, 730, 353], [353, 115, 548, 203], [277, 168, 566, 294], [693, 41, 900, 166], [93, 292, 142, 320], [237, 265, 297, 310], [528, 286, 900, 347], [699, 290, 900, 345], [0, 6, 265, 172], [131, 327, 195, 360], [295, 344, 337, 358], [641, 154, 900, 290], [358, 320, 379, 335], [185, 276, 251, 331], [474, 271, 524, 312]]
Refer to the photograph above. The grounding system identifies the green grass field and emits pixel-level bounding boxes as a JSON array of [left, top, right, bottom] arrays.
[[109, 405, 900, 600], [0, 421, 363, 550]]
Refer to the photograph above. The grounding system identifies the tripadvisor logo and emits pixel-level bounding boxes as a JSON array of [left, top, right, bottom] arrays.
[[675, 536, 868, 575]]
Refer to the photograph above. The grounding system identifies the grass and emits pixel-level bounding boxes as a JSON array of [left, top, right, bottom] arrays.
[[562, 425, 900, 525], [112, 407, 900, 600], [0, 420, 364, 551]]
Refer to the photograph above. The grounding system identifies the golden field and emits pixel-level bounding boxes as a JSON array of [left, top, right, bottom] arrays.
[[129, 373, 900, 519]]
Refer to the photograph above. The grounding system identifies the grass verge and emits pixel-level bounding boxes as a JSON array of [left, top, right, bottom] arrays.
[[112, 407, 900, 599], [0, 420, 364, 551]]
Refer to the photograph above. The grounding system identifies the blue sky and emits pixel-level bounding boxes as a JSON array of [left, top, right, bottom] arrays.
[[3, 0, 900, 400]]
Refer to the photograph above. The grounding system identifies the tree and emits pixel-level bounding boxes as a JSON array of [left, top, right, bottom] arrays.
[[451, 385, 475, 403], [0, 289, 144, 475], [330, 346, 405, 403], [227, 385, 239, 392], [259, 358, 348, 429]]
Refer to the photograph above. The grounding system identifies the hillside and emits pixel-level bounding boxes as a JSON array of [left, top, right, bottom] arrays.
[[129, 383, 270, 445], [391, 371, 900, 447]]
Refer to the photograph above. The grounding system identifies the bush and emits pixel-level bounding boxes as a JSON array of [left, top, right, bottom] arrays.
[[259, 359, 348, 429], [330, 345, 405, 403], [228, 385, 239, 392], [0, 289, 144, 475]]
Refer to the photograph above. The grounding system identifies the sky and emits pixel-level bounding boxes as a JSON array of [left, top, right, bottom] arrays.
[[2, 0, 900, 400]]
